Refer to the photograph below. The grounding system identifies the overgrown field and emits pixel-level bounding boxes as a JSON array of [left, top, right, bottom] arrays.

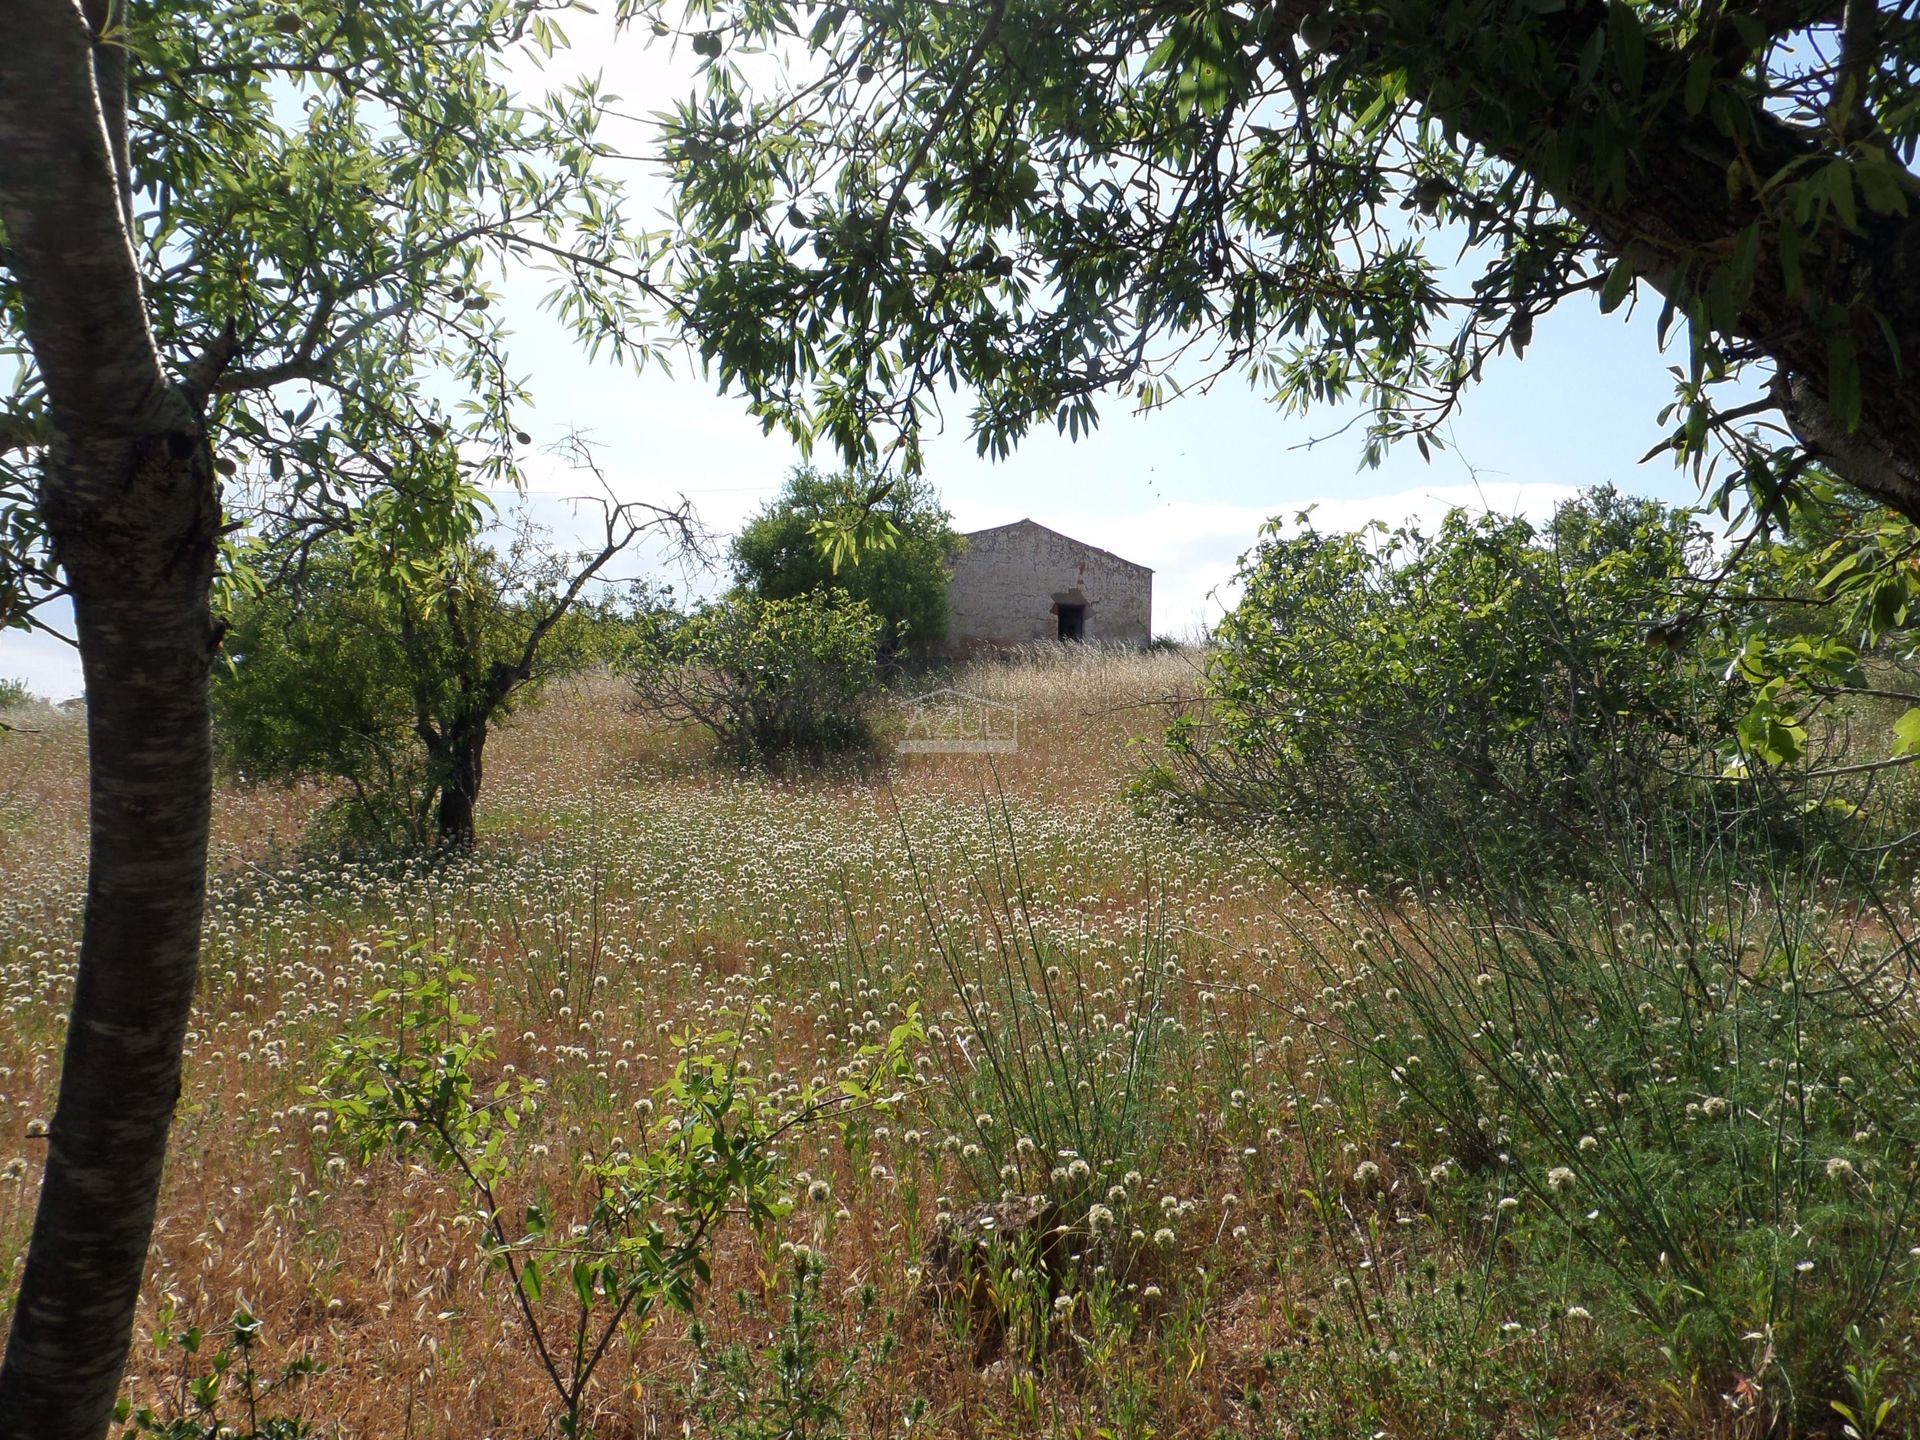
[[2, 649, 1916, 1438]]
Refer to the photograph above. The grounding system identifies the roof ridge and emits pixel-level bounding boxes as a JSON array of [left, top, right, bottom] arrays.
[[960, 518, 1152, 573]]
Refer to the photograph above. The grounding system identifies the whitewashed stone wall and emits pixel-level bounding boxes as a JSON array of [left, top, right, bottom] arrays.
[[939, 519, 1152, 654]]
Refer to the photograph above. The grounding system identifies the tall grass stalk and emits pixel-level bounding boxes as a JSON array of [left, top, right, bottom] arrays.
[[1278, 828, 1920, 1429], [873, 790, 1179, 1226]]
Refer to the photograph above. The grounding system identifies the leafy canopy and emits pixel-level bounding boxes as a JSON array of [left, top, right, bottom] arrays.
[[732, 466, 961, 649], [1, 0, 668, 632], [658, 0, 1920, 526]]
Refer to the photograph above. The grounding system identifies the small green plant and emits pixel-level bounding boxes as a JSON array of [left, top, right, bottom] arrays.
[[0, 677, 33, 711], [115, 1302, 320, 1440], [1830, 1326, 1907, 1439], [319, 944, 780, 1436], [687, 1247, 894, 1440], [317, 938, 921, 1437]]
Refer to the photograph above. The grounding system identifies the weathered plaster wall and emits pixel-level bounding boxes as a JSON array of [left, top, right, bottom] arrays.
[[941, 520, 1151, 654]]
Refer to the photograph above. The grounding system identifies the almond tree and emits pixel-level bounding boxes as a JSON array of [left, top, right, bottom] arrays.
[[664, 0, 1920, 523], [217, 473, 693, 849], [0, 2, 664, 1433]]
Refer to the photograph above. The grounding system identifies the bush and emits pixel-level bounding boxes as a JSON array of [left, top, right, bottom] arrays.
[[213, 543, 428, 846], [624, 590, 884, 763], [1156, 489, 1746, 878], [0, 677, 33, 711], [732, 467, 962, 652]]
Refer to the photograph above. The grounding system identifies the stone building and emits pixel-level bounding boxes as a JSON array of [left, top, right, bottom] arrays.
[[938, 519, 1152, 654]]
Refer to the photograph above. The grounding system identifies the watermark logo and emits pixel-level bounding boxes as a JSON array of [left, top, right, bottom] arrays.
[[897, 686, 1019, 754]]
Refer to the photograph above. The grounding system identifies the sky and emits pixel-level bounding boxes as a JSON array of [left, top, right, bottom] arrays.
[[0, 16, 1709, 700]]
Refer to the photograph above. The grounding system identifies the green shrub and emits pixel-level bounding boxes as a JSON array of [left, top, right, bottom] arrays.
[[1161, 489, 1746, 878], [624, 590, 884, 764], [213, 543, 429, 847]]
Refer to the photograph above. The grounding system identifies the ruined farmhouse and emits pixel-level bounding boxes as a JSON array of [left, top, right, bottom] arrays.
[[938, 519, 1152, 655]]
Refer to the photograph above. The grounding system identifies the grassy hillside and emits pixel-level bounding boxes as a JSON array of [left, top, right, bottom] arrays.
[[0, 647, 1913, 1438]]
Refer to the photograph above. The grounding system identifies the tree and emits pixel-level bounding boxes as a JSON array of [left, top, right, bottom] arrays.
[[0, 3, 663, 1432], [732, 467, 961, 650], [663, 0, 1920, 528], [216, 486, 681, 849]]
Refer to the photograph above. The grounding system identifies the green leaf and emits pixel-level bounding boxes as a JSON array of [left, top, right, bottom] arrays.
[[1823, 158, 1860, 232], [1892, 707, 1920, 758], [1598, 261, 1634, 314], [1854, 153, 1910, 216], [1607, 1, 1644, 96], [1683, 51, 1711, 115], [1577, 23, 1606, 89]]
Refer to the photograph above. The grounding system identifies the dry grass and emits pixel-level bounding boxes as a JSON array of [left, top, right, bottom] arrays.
[[0, 650, 1910, 1438], [888, 643, 1203, 801]]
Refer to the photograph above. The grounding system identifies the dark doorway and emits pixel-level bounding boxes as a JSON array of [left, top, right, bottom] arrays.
[[1057, 604, 1086, 642]]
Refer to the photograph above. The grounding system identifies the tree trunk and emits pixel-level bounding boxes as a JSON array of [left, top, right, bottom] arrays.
[[0, 428, 220, 1438], [1369, 0, 1920, 521], [434, 721, 488, 848], [0, 5, 224, 1431]]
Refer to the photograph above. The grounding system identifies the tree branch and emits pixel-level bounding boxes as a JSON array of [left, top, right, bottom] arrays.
[[215, 298, 408, 396]]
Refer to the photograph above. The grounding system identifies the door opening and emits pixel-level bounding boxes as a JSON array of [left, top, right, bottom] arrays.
[[1057, 604, 1086, 642]]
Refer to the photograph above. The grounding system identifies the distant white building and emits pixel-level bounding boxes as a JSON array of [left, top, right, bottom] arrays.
[[937, 519, 1152, 655]]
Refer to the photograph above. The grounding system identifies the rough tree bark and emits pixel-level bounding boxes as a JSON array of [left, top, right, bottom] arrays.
[[0, 3, 227, 1435], [1368, 0, 1920, 520], [432, 718, 490, 847]]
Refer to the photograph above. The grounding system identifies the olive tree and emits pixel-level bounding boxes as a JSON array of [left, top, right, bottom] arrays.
[[217, 483, 685, 849], [0, 2, 666, 1432]]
